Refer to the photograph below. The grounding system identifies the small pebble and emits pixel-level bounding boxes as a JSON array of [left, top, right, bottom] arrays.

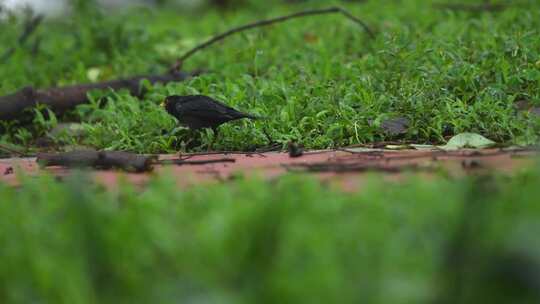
[[3, 167, 14, 175]]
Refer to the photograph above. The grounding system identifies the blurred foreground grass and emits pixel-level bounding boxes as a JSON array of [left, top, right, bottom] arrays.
[[1, 167, 540, 303]]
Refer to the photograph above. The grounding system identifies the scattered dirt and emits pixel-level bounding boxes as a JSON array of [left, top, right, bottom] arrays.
[[0, 148, 536, 191]]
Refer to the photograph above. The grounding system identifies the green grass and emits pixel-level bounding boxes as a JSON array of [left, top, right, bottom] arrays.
[[3, 3, 540, 302], [1, 0, 540, 153], [1, 168, 540, 303]]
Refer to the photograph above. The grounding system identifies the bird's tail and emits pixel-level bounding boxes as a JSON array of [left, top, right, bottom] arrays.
[[242, 113, 266, 120]]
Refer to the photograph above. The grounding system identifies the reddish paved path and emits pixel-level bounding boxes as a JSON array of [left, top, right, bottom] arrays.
[[0, 148, 536, 191]]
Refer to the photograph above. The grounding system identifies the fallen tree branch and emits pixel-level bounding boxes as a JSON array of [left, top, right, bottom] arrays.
[[0, 14, 43, 63], [171, 6, 375, 71], [37, 150, 155, 172], [0, 71, 192, 121]]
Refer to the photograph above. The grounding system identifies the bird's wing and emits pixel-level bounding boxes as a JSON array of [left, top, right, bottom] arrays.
[[175, 99, 237, 120], [199, 96, 245, 116]]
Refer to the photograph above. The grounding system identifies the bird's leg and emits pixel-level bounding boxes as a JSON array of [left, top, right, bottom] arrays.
[[208, 127, 219, 151]]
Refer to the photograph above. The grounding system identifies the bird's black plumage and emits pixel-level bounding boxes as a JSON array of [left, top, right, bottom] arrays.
[[164, 95, 259, 130]]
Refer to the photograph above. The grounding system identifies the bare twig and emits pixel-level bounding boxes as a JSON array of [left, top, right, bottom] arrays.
[[176, 143, 282, 159], [344, 140, 416, 149], [178, 151, 262, 160], [0, 14, 44, 63], [157, 158, 236, 166], [171, 7, 375, 71]]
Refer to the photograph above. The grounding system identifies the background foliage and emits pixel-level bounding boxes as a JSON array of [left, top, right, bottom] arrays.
[[1, 0, 539, 152]]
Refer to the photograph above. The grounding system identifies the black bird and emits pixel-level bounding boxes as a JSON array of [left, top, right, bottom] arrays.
[[163, 95, 260, 132]]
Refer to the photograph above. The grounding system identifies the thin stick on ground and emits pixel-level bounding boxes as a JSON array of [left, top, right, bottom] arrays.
[[171, 6, 375, 71], [178, 151, 265, 160], [156, 158, 236, 166], [174, 143, 282, 159]]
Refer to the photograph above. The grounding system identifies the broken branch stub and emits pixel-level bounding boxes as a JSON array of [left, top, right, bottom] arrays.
[[37, 151, 155, 173]]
